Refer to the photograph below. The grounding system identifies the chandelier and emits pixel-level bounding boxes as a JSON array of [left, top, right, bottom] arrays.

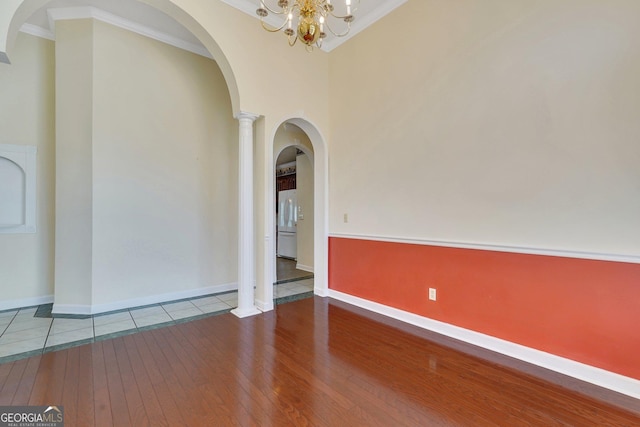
[[256, 0, 359, 51]]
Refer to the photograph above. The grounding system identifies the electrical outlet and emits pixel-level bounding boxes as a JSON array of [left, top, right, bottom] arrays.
[[429, 288, 437, 301], [343, 213, 348, 223]]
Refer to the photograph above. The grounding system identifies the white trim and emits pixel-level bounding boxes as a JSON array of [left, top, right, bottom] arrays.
[[233, 112, 261, 318], [0, 295, 54, 312], [50, 304, 93, 316], [321, 0, 408, 52], [221, 0, 408, 52], [255, 298, 274, 312], [330, 232, 640, 265], [230, 306, 263, 318], [261, 116, 330, 312], [295, 263, 314, 273], [19, 23, 55, 41], [41, 6, 211, 58], [328, 289, 640, 400], [314, 287, 329, 298], [52, 282, 238, 315]]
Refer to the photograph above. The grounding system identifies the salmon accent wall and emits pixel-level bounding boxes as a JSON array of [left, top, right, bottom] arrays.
[[328, 237, 640, 381]]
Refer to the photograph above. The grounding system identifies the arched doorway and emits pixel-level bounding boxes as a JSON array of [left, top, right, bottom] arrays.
[[256, 117, 328, 311], [273, 128, 315, 303]]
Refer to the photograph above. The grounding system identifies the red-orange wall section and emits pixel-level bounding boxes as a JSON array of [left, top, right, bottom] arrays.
[[328, 237, 640, 381]]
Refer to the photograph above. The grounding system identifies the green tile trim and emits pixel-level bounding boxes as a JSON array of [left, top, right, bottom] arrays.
[[34, 304, 54, 318], [51, 313, 93, 319], [44, 338, 95, 354], [275, 291, 314, 306], [0, 286, 312, 366], [135, 320, 177, 333], [94, 328, 139, 342], [274, 275, 314, 285], [0, 348, 44, 365]]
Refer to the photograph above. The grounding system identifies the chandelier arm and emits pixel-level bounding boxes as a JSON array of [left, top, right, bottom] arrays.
[[259, 0, 291, 15], [324, 19, 351, 38], [288, 34, 298, 47], [327, 0, 360, 19], [261, 18, 290, 33]]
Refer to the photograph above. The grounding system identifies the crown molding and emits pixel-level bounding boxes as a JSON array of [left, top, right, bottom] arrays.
[[19, 6, 211, 59], [219, 0, 408, 52], [321, 0, 408, 52], [19, 23, 55, 41]]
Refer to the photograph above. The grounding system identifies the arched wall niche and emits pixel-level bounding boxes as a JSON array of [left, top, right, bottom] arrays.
[[0, 144, 37, 233]]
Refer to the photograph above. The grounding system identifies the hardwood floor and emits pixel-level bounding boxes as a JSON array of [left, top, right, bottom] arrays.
[[1, 296, 638, 426]]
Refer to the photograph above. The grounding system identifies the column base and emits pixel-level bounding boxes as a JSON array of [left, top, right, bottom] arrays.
[[256, 299, 274, 312], [231, 306, 262, 318]]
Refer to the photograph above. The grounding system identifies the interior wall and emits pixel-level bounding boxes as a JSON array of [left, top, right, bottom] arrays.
[[330, 237, 640, 381], [54, 18, 95, 308], [0, 32, 55, 308], [296, 151, 314, 272], [89, 20, 237, 306], [329, 0, 640, 256], [327, 0, 640, 388], [2, 0, 333, 310]]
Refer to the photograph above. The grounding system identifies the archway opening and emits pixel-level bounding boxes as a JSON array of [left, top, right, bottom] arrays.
[[273, 131, 315, 304], [259, 117, 328, 311]]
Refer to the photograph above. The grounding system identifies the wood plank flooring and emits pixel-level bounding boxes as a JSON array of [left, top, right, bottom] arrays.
[[0, 296, 639, 426]]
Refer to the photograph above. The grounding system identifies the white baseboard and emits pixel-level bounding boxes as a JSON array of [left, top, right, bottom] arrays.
[[328, 289, 640, 400], [256, 298, 274, 312], [295, 263, 314, 273], [0, 294, 54, 312], [51, 303, 93, 316], [314, 287, 329, 298], [52, 282, 238, 315]]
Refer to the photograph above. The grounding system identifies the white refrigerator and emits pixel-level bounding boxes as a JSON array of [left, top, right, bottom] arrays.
[[277, 189, 297, 259]]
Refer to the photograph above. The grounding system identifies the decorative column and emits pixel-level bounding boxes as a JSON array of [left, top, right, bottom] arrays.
[[231, 112, 261, 318]]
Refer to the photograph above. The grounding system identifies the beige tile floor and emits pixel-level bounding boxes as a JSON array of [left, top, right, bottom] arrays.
[[0, 279, 314, 364]]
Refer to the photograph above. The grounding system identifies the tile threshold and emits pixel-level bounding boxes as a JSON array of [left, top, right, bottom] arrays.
[[0, 280, 313, 365]]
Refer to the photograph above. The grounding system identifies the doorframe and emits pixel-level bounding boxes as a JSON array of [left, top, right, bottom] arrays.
[[264, 118, 329, 309]]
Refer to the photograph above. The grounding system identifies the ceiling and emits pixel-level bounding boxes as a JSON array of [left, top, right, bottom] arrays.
[[23, 0, 407, 53]]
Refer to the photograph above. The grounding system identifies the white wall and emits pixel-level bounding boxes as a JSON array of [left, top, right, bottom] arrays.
[[296, 151, 314, 272], [89, 20, 238, 307], [54, 18, 95, 308], [0, 32, 55, 308], [2, 0, 333, 307], [329, 0, 640, 257], [44, 18, 238, 313]]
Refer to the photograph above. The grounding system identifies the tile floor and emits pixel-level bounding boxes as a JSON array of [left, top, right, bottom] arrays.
[[0, 278, 314, 364]]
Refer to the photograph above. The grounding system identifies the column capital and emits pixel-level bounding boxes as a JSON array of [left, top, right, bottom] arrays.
[[235, 111, 259, 122]]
